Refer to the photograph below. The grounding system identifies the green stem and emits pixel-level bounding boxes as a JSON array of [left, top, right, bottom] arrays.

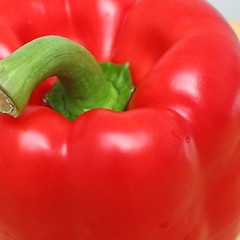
[[0, 36, 133, 120]]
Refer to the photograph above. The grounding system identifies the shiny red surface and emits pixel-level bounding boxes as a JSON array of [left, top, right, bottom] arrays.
[[0, 0, 240, 239]]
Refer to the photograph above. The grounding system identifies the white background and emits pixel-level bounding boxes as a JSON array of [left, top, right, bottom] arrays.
[[206, 0, 240, 20]]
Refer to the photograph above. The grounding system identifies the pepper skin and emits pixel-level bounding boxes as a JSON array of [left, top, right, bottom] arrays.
[[0, 0, 240, 240]]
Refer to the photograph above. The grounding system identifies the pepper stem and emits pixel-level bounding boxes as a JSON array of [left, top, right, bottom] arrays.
[[0, 36, 133, 120]]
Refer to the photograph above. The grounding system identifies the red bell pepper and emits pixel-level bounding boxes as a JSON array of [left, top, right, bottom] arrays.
[[0, 0, 240, 240]]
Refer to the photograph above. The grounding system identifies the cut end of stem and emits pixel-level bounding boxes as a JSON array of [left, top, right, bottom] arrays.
[[0, 89, 18, 117]]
